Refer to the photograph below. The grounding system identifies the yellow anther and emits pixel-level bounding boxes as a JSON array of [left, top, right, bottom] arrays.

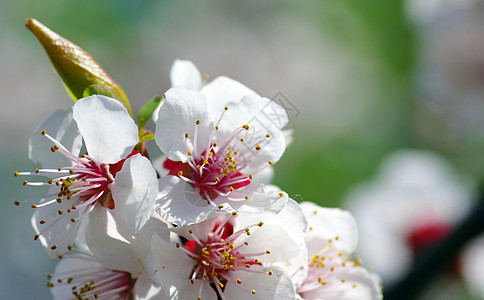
[[251, 290, 256, 294], [266, 134, 271, 138], [240, 137, 244, 142], [14, 171, 19, 177], [232, 212, 237, 216], [219, 282, 224, 288], [23, 181, 28, 186], [185, 132, 189, 138], [215, 126, 219, 130], [14, 201, 20, 206], [268, 270, 273, 275], [268, 161, 274, 165], [342, 279, 346, 283], [31, 204, 37, 208], [229, 186, 234, 192], [242, 124, 250, 130], [196, 120, 201, 125], [237, 279, 242, 284], [224, 106, 228, 111], [266, 250, 271, 254], [257, 221, 264, 227], [255, 145, 261, 151], [245, 264, 251, 268], [248, 174, 253, 180], [279, 192, 284, 197], [41, 130, 47, 135], [213, 142, 217, 147], [39, 220, 46, 224], [245, 196, 249, 200], [218, 205, 224, 209], [178, 171, 183, 176], [187, 151, 192, 156]]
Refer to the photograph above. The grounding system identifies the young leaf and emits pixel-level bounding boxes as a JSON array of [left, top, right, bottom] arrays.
[[25, 18, 132, 116], [137, 96, 162, 132], [83, 84, 124, 101]]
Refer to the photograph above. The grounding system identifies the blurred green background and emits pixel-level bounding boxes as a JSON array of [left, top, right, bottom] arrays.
[[2, 0, 484, 299]]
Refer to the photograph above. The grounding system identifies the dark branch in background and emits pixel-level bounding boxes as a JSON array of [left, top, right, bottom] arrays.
[[384, 184, 484, 300]]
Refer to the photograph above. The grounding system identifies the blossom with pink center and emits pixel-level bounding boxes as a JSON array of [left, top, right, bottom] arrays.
[[145, 200, 307, 299], [154, 64, 289, 226], [342, 150, 474, 284], [15, 95, 159, 259], [295, 202, 383, 300], [48, 210, 170, 300]]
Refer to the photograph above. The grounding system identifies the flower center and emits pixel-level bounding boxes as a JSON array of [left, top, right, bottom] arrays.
[[48, 255, 134, 300], [164, 146, 251, 202], [14, 130, 137, 252], [175, 215, 271, 299], [405, 221, 452, 257], [297, 236, 362, 297], [164, 106, 274, 205]]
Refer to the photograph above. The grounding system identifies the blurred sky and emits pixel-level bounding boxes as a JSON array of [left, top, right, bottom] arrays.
[[1, 0, 484, 299]]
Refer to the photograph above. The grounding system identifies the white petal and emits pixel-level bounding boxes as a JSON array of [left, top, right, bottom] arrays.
[[228, 183, 288, 215], [31, 186, 83, 259], [217, 94, 288, 171], [462, 236, 484, 298], [298, 257, 382, 300], [73, 95, 138, 164], [133, 273, 167, 300], [29, 107, 82, 168], [155, 176, 233, 226], [224, 266, 296, 300], [155, 88, 215, 162], [236, 199, 308, 287], [144, 233, 193, 295], [110, 154, 159, 235], [170, 59, 203, 91], [200, 76, 256, 110], [300, 202, 358, 256], [177, 280, 217, 300], [85, 209, 144, 274], [252, 166, 274, 185], [49, 254, 103, 300]]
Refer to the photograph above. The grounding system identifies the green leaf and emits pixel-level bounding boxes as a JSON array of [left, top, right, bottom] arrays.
[[137, 96, 162, 131], [25, 18, 132, 116], [83, 84, 124, 101]]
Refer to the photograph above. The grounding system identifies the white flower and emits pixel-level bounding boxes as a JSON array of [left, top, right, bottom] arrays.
[[343, 150, 474, 283], [154, 61, 289, 226], [145, 200, 306, 299], [15, 95, 159, 259], [48, 211, 170, 300], [295, 202, 382, 300]]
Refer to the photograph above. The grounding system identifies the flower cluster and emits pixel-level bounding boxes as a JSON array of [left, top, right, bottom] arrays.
[[15, 60, 382, 300]]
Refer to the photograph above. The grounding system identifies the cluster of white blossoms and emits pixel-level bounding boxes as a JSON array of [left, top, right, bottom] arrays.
[[15, 60, 382, 300]]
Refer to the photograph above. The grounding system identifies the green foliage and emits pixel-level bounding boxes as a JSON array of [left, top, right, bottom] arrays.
[[83, 84, 125, 101], [137, 96, 163, 133]]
